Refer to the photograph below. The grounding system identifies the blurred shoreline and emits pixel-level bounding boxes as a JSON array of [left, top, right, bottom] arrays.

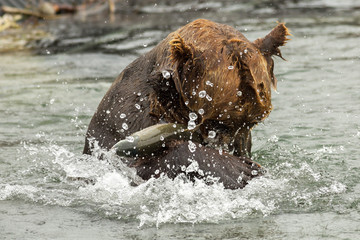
[[1, 0, 359, 54]]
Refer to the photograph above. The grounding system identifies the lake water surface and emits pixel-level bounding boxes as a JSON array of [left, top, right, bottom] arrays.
[[1, 1, 360, 239]]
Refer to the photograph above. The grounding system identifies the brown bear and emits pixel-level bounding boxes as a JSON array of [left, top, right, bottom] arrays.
[[83, 19, 290, 189]]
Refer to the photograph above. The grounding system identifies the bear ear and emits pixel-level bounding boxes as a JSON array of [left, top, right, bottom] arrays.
[[169, 34, 193, 63], [254, 23, 291, 59]]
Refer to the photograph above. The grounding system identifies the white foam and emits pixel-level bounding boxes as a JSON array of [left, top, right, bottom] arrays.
[[11, 140, 347, 227]]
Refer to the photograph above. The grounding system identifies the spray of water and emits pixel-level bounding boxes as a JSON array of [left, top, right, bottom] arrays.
[[0, 135, 347, 228]]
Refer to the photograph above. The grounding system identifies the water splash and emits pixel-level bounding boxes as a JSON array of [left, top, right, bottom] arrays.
[[0, 135, 348, 228]]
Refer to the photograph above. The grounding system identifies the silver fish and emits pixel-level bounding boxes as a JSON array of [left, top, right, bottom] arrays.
[[112, 123, 201, 157]]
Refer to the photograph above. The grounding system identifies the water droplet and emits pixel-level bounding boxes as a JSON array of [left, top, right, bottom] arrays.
[[122, 123, 129, 130], [160, 135, 164, 141], [228, 65, 234, 70], [162, 70, 171, 79], [198, 108, 204, 115], [126, 136, 134, 142], [206, 95, 212, 101], [45, 49, 51, 55], [187, 120, 196, 130], [208, 130, 216, 139], [199, 90, 207, 98], [143, 43, 148, 47], [188, 140, 197, 153], [120, 113, 126, 119], [237, 176, 243, 183], [135, 104, 141, 110], [49, 98, 55, 104], [185, 100, 189, 105], [219, 147, 223, 155], [251, 170, 258, 176], [237, 91, 242, 97], [205, 80, 213, 87], [189, 112, 198, 121], [244, 49, 248, 54], [181, 165, 186, 171], [162, 143, 166, 147], [155, 169, 160, 174]]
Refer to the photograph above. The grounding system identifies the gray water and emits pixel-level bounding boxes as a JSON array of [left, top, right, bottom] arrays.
[[1, 1, 360, 239]]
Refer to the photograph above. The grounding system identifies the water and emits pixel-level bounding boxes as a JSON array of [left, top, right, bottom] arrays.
[[1, 2, 360, 239]]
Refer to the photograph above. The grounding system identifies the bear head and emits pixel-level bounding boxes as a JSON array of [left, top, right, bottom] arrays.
[[149, 19, 290, 152]]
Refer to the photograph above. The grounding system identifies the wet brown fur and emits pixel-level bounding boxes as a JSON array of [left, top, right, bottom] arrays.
[[126, 141, 262, 190]]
